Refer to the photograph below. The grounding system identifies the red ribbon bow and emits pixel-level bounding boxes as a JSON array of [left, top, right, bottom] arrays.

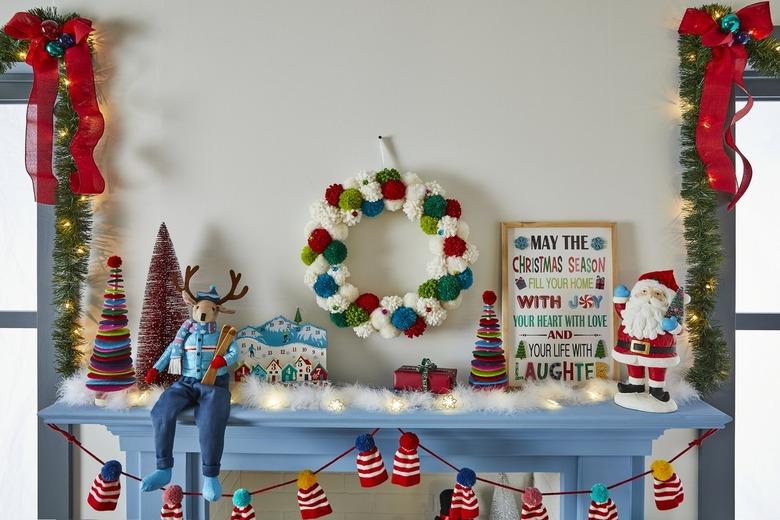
[[678, 2, 773, 210], [3, 13, 105, 204]]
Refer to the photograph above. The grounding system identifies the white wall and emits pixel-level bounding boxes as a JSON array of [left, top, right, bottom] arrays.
[[8, 0, 764, 518]]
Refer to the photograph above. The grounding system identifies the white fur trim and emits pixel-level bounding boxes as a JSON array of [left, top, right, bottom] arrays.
[[648, 379, 665, 388], [670, 323, 683, 335], [612, 349, 681, 368], [613, 296, 629, 304], [628, 376, 645, 385]]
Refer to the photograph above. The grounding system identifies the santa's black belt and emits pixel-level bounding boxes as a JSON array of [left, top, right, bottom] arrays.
[[617, 339, 676, 355]]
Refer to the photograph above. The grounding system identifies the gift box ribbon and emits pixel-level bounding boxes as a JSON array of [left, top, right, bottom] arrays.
[[416, 358, 437, 392]]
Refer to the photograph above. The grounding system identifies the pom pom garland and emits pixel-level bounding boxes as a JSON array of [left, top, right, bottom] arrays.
[[376, 168, 401, 183]]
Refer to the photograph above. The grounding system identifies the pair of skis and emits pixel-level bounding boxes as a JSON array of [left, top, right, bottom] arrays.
[[200, 324, 236, 386]]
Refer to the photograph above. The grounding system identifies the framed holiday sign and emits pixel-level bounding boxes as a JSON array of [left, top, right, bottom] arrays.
[[501, 221, 617, 386]]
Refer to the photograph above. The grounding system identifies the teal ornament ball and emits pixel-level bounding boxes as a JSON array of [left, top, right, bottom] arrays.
[[719, 13, 740, 33], [45, 40, 65, 58]]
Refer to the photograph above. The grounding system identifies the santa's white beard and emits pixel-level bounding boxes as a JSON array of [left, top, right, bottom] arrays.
[[622, 295, 667, 340]]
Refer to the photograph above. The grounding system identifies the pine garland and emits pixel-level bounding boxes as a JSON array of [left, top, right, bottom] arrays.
[[1, 7, 93, 376], [679, 4, 780, 393]]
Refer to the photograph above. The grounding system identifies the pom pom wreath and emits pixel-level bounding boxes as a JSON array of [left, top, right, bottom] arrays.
[[323, 240, 348, 265], [457, 268, 474, 290], [651, 459, 674, 482], [482, 290, 497, 305], [376, 168, 401, 184], [418, 279, 439, 299], [438, 275, 462, 301], [445, 198, 462, 218], [325, 183, 344, 206], [443, 236, 467, 257], [355, 293, 380, 314], [399, 432, 419, 450], [355, 433, 376, 452], [232, 488, 251, 508], [100, 460, 122, 481], [330, 312, 348, 328], [591, 483, 609, 504], [382, 179, 406, 200], [420, 215, 440, 235], [314, 274, 339, 298], [362, 199, 384, 217], [404, 316, 427, 338], [107, 256, 122, 268], [164, 484, 184, 506], [298, 470, 318, 490], [457, 468, 477, 487], [339, 188, 363, 210], [391, 306, 418, 331], [308, 228, 333, 254], [345, 304, 370, 327], [522, 487, 543, 508], [301, 245, 318, 265], [423, 195, 447, 219]]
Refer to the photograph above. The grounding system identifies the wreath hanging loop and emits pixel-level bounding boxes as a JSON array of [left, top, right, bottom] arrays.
[[301, 169, 478, 339]]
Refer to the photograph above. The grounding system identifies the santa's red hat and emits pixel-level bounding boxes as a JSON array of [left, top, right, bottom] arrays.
[[355, 433, 388, 487], [639, 270, 679, 292], [87, 460, 122, 512], [651, 460, 684, 511], [391, 432, 421, 487], [297, 470, 332, 519]]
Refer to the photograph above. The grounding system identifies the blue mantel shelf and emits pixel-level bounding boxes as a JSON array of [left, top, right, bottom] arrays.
[[40, 400, 730, 520]]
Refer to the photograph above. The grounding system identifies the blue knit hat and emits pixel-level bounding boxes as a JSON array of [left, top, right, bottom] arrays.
[[197, 285, 220, 302]]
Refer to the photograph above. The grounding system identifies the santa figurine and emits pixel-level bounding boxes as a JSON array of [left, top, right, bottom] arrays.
[[611, 270, 689, 413]]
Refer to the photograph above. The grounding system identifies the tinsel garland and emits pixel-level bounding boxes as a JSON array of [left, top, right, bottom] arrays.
[[679, 4, 780, 393], [1, 7, 93, 376]]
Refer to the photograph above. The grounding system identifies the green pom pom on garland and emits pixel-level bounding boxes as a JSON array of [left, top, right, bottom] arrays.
[[345, 303, 370, 327], [418, 279, 439, 299], [338, 188, 363, 210], [323, 240, 348, 264], [330, 312, 349, 328], [301, 245, 318, 266], [420, 215, 440, 235], [376, 168, 401, 184], [423, 195, 447, 219], [438, 275, 461, 301]]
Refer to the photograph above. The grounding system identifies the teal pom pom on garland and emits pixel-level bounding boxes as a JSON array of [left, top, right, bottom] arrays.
[[438, 275, 461, 301], [423, 195, 447, 219], [457, 267, 473, 290], [338, 188, 363, 210], [330, 312, 348, 328], [591, 483, 609, 504], [345, 304, 370, 327], [314, 274, 339, 298], [420, 215, 439, 235], [301, 245, 318, 265], [323, 240, 348, 264], [233, 488, 251, 508], [418, 278, 439, 299], [391, 306, 418, 330], [362, 199, 384, 217], [376, 168, 401, 183]]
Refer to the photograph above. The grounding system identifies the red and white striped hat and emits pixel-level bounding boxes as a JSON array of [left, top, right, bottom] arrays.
[[231, 488, 256, 519], [355, 433, 388, 488], [297, 470, 333, 519], [160, 485, 183, 519], [87, 460, 122, 512], [588, 484, 618, 520], [521, 487, 549, 520], [449, 468, 479, 520], [651, 460, 684, 511], [391, 432, 421, 487]]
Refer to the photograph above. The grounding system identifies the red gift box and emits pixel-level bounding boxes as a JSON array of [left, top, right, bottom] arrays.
[[393, 364, 457, 394]]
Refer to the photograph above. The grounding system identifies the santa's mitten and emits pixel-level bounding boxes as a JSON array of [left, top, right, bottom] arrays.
[[145, 368, 159, 384], [210, 355, 227, 369], [662, 317, 682, 334], [614, 285, 630, 298]]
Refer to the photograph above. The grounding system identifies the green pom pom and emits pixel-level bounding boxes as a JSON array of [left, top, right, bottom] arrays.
[[330, 312, 348, 328], [418, 279, 439, 299], [301, 245, 318, 266], [423, 195, 447, 219], [376, 168, 401, 183], [420, 216, 440, 235], [338, 188, 363, 210], [438, 275, 461, 301], [323, 240, 347, 264], [345, 304, 370, 327]]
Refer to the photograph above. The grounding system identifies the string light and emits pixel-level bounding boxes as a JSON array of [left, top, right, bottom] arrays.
[[388, 397, 406, 413], [327, 399, 345, 413], [263, 394, 284, 410], [688, 313, 698, 323], [76, 246, 86, 255], [688, 53, 696, 62], [60, 219, 72, 229], [79, 195, 89, 202], [545, 399, 561, 410], [58, 128, 69, 138], [17, 51, 27, 60], [437, 393, 458, 410], [63, 301, 73, 310], [587, 390, 603, 401], [62, 78, 71, 87]]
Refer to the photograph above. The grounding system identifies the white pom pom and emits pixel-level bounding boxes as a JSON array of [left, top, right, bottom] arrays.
[[463, 243, 479, 264], [379, 325, 401, 338], [457, 221, 470, 240], [442, 294, 463, 310], [402, 172, 422, 186], [446, 256, 468, 275], [425, 181, 446, 197], [385, 199, 404, 212], [339, 283, 359, 303], [405, 183, 427, 203], [316, 296, 331, 311], [325, 294, 350, 313], [310, 200, 342, 228], [343, 177, 359, 189], [303, 269, 318, 287], [429, 236, 445, 256], [359, 181, 382, 202], [310, 255, 329, 274], [381, 295, 403, 312], [402, 200, 423, 222], [354, 322, 376, 338], [403, 292, 419, 309], [57, 369, 95, 405], [426, 257, 447, 279], [416, 298, 447, 327], [325, 222, 349, 241], [327, 264, 350, 285], [437, 216, 459, 237], [342, 209, 362, 227], [370, 307, 391, 330]]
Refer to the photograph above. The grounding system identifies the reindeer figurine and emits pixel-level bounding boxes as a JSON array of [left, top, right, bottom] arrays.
[[141, 265, 249, 502]]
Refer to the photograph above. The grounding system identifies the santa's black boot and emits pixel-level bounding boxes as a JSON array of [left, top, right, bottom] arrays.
[[617, 381, 645, 393], [649, 387, 670, 402]]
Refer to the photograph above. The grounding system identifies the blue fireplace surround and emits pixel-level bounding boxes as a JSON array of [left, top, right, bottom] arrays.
[[39, 399, 730, 520]]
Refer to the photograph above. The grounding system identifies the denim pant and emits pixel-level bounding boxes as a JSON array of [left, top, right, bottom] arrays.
[[150, 374, 231, 477]]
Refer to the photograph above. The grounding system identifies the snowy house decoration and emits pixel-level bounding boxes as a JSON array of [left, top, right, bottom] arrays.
[[234, 362, 252, 383], [236, 313, 328, 385]]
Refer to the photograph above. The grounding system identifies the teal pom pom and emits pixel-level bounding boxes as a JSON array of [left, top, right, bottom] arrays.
[[314, 274, 338, 298], [391, 307, 418, 330], [330, 312, 348, 328], [376, 168, 401, 183], [591, 483, 609, 504], [438, 275, 461, 301], [423, 195, 447, 219], [457, 468, 477, 487], [233, 488, 251, 508], [100, 460, 122, 482], [355, 433, 375, 452], [457, 268, 473, 290], [418, 279, 439, 299], [345, 304, 370, 327], [362, 199, 384, 217], [323, 240, 347, 264]]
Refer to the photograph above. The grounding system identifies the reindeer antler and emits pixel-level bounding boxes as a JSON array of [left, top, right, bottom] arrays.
[[217, 269, 249, 305], [172, 265, 200, 303]]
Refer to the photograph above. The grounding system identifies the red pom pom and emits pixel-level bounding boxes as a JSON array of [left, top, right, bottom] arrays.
[[163, 484, 183, 506], [399, 432, 419, 450], [445, 199, 462, 218], [443, 236, 467, 257], [482, 290, 497, 305], [325, 183, 344, 206], [107, 255, 122, 268], [308, 228, 332, 253], [404, 316, 427, 338], [382, 179, 406, 200], [355, 293, 380, 314]]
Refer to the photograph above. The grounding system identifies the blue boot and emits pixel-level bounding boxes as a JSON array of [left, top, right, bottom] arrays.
[[140, 468, 172, 492], [202, 475, 222, 502]]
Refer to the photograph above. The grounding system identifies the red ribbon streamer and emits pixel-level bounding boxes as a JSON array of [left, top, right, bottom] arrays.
[[678, 2, 773, 210]]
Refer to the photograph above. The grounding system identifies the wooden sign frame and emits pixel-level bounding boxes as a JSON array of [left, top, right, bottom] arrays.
[[501, 221, 618, 385]]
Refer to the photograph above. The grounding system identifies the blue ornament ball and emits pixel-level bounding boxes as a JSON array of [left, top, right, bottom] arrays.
[[313, 273, 338, 298], [734, 30, 751, 45], [58, 33, 76, 49], [457, 267, 474, 290], [391, 306, 418, 331], [362, 199, 384, 217], [514, 236, 529, 250], [45, 40, 65, 58], [720, 13, 740, 34]]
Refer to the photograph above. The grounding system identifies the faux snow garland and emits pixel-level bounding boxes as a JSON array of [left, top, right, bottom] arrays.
[[301, 169, 478, 339]]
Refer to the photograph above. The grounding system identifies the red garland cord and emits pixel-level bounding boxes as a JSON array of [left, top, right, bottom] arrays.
[[47, 423, 717, 498]]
